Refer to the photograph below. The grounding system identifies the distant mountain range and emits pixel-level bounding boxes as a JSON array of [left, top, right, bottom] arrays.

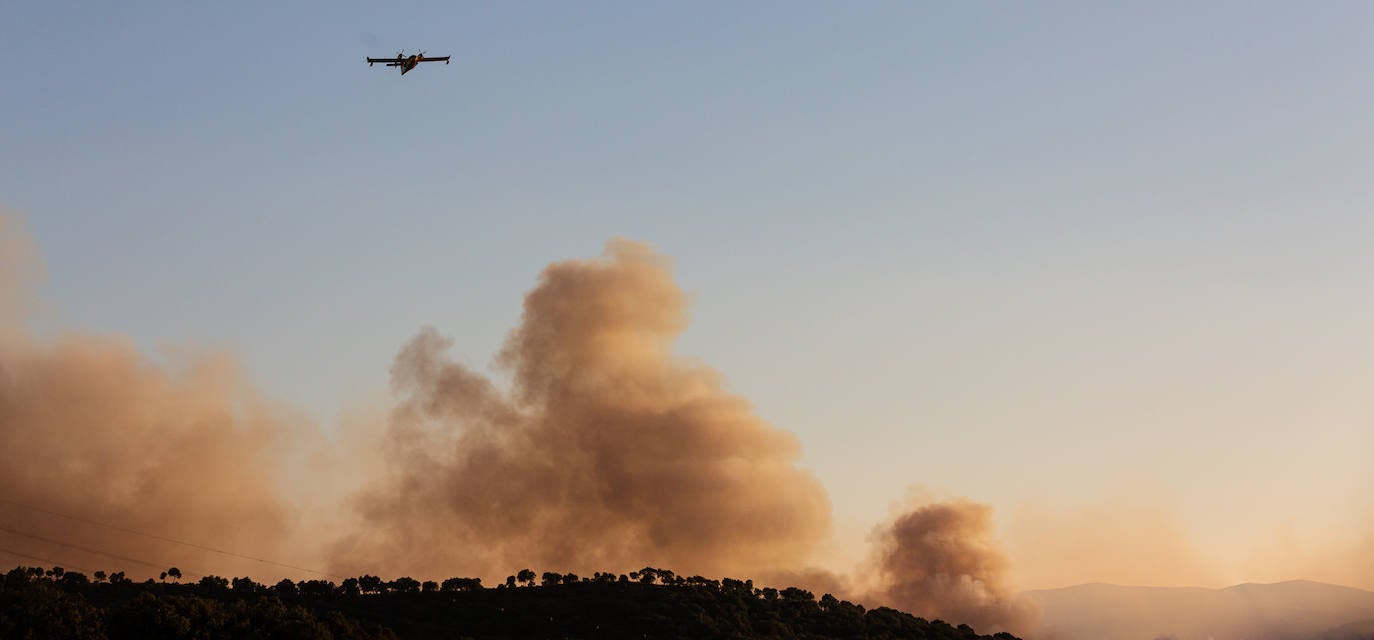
[[1024, 580, 1374, 640]]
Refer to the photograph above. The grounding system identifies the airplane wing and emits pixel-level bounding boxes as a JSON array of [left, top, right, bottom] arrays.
[[418, 56, 451, 63], [366, 57, 399, 63]]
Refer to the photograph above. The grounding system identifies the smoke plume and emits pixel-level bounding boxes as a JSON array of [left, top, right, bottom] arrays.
[[865, 499, 1037, 633], [2, 219, 1040, 636], [334, 239, 833, 580], [0, 215, 303, 580]]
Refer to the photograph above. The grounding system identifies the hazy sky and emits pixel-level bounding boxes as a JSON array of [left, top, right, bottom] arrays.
[[4, 1, 1372, 589]]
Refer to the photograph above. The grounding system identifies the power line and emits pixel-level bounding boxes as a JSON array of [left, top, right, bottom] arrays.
[[0, 546, 98, 574], [0, 498, 340, 580], [0, 524, 200, 579]]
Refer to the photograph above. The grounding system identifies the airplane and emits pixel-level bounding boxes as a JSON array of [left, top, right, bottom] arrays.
[[367, 50, 450, 76]]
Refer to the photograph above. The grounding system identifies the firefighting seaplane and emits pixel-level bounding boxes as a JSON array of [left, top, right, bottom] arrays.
[[366, 50, 450, 76]]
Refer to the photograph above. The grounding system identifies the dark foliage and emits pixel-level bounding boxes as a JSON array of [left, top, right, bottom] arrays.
[[1, 565, 1022, 639]]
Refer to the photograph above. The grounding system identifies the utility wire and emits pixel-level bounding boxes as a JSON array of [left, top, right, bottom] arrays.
[[0, 498, 340, 580], [0, 546, 98, 574], [0, 524, 200, 579]]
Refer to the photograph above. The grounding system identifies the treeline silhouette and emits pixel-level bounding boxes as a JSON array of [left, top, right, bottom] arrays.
[[1, 564, 1023, 639]]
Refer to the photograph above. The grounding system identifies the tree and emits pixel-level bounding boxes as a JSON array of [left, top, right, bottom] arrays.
[[233, 576, 263, 594], [166, 567, 182, 583], [389, 577, 420, 593], [722, 578, 748, 596], [274, 578, 299, 596], [339, 577, 360, 596], [442, 577, 482, 592], [421, 580, 438, 593], [358, 575, 383, 595], [781, 587, 815, 606], [197, 575, 230, 593], [109, 592, 192, 638], [299, 580, 337, 597], [516, 569, 535, 587], [93, 571, 107, 583]]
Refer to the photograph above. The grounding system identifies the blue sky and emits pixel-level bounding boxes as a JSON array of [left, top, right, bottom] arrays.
[[5, 1, 1374, 587]]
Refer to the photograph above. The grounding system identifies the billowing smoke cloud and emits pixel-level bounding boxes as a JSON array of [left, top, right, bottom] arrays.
[[865, 499, 1037, 634], [0, 214, 304, 581], [333, 239, 833, 580], [0, 219, 1041, 635]]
